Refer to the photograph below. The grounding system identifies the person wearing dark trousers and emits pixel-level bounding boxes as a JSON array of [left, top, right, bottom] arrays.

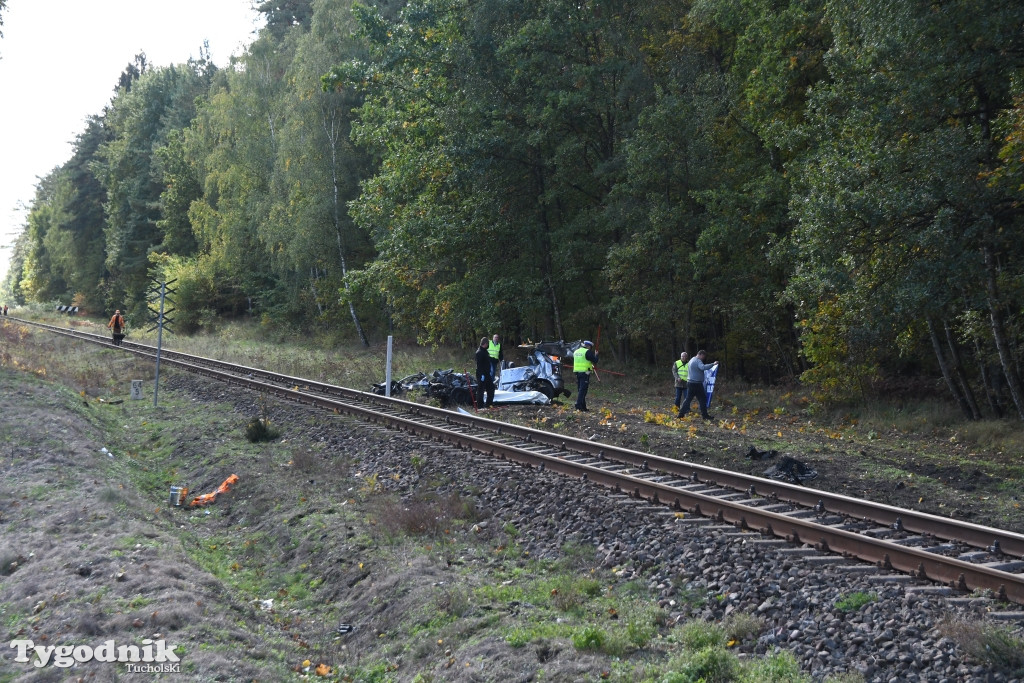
[[673, 351, 689, 409], [475, 337, 496, 408], [573, 340, 598, 411], [108, 309, 126, 346], [678, 349, 718, 420], [487, 334, 504, 379]]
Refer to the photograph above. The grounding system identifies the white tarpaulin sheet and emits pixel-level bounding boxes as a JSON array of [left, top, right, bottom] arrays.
[[491, 389, 551, 405]]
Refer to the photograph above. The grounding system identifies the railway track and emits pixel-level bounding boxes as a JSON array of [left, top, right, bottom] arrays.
[[10, 316, 1024, 607]]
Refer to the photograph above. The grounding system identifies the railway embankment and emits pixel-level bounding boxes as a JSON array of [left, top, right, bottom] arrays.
[[1, 318, 1022, 681]]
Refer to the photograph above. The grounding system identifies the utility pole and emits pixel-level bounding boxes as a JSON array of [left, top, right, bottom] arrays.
[[147, 279, 177, 407]]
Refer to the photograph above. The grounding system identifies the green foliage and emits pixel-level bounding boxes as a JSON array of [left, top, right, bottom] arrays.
[[786, 0, 1024, 412], [270, 0, 374, 343], [98, 62, 215, 311], [547, 574, 602, 612], [678, 620, 726, 650], [245, 393, 281, 442], [156, 133, 201, 257], [155, 254, 220, 334], [796, 297, 880, 404], [337, 659, 400, 683], [834, 591, 877, 613], [625, 610, 659, 648], [738, 650, 809, 682], [245, 417, 280, 443], [12, 0, 1024, 414], [572, 625, 607, 651], [660, 646, 739, 683]]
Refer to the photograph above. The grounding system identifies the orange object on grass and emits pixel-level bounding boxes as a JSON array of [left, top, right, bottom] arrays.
[[188, 474, 240, 507]]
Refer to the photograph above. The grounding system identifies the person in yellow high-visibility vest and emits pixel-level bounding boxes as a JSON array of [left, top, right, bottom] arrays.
[[672, 351, 689, 409], [573, 340, 598, 411], [487, 334, 503, 379]]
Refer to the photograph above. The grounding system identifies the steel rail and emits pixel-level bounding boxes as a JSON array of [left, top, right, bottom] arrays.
[[10, 316, 1024, 604]]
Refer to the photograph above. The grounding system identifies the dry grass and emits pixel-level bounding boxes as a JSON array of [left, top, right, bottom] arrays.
[[377, 492, 480, 538], [130, 318, 470, 392], [0, 548, 25, 576], [435, 585, 472, 617], [939, 616, 1024, 673]]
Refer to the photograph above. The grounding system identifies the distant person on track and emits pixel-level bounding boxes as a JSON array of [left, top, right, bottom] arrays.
[[108, 310, 126, 346], [573, 340, 598, 411], [678, 349, 718, 421], [673, 351, 689, 410], [2, 304, 7, 315], [475, 336, 496, 408], [487, 334, 504, 380]]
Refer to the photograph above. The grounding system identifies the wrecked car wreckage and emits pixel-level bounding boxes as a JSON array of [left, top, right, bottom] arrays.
[[371, 369, 477, 405], [496, 340, 578, 400], [371, 340, 586, 407]]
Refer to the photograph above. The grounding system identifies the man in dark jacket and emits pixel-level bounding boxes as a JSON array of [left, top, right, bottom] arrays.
[[475, 337, 496, 408]]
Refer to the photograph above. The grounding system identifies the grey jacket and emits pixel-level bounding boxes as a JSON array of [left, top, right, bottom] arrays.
[[687, 357, 716, 383]]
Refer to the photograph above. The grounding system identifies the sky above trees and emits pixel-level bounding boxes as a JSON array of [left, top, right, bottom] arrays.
[[0, 0, 262, 281]]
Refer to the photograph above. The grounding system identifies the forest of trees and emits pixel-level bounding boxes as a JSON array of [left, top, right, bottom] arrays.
[[4, 0, 1024, 420]]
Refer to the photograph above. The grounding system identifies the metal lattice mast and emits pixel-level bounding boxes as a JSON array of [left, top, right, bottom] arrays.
[[147, 279, 177, 407]]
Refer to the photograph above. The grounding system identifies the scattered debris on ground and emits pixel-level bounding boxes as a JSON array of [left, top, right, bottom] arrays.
[[764, 456, 819, 484], [745, 445, 779, 460]]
